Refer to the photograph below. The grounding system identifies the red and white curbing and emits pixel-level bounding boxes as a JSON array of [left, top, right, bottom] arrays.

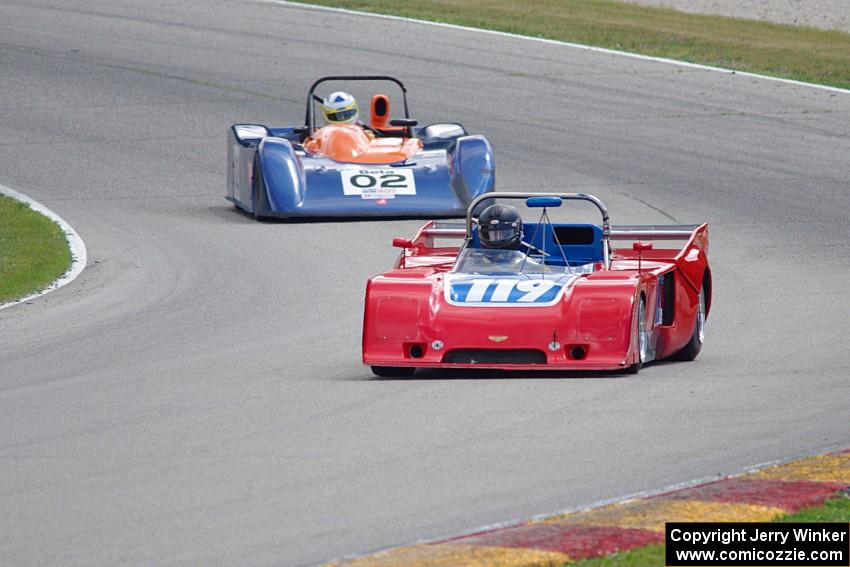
[[327, 448, 850, 565]]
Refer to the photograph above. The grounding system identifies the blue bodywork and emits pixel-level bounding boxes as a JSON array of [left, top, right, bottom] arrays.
[[226, 124, 495, 219]]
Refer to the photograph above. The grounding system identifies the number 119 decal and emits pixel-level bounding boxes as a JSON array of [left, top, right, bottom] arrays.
[[341, 168, 417, 199], [445, 276, 569, 307]]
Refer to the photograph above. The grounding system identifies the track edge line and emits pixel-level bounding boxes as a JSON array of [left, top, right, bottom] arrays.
[[260, 0, 850, 95]]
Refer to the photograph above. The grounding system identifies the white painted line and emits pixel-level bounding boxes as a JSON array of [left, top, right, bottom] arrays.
[[261, 0, 850, 96], [0, 184, 87, 310]]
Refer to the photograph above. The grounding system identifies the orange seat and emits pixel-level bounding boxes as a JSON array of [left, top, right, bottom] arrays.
[[304, 125, 422, 165]]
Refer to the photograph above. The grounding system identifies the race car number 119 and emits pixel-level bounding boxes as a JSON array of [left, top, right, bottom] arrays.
[[341, 168, 417, 199]]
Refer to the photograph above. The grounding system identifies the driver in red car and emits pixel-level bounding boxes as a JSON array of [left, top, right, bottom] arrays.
[[466, 204, 560, 273], [478, 204, 523, 250]]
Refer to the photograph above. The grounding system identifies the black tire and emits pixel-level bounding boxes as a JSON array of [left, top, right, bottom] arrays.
[[627, 296, 648, 374], [371, 366, 416, 378], [672, 281, 707, 362]]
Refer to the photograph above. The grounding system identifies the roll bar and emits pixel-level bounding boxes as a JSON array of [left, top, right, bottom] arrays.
[[305, 75, 411, 137], [465, 192, 612, 269]]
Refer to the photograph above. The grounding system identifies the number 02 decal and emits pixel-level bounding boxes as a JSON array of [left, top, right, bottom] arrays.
[[341, 168, 416, 199]]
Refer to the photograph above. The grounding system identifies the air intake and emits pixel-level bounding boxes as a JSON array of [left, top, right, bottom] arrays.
[[442, 349, 547, 365]]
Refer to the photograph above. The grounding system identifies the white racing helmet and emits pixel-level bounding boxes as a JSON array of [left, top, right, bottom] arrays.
[[321, 92, 359, 124]]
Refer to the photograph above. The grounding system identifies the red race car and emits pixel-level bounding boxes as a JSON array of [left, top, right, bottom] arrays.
[[362, 192, 711, 376]]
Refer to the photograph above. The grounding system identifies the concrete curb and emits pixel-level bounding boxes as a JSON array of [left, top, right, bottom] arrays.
[[328, 448, 850, 565], [0, 184, 88, 310]]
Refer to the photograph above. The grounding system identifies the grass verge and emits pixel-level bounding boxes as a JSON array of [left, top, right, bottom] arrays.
[[0, 195, 72, 303], [297, 0, 850, 89], [569, 494, 850, 566]]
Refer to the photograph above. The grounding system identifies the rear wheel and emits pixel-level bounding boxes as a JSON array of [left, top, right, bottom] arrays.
[[627, 297, 648, 374], [673, 282, 706, 361], [371, 366, 416, 378]]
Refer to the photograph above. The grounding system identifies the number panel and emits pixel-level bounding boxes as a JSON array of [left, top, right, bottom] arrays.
[[340, 168, 416, 199], [445, 276, 574, 307]]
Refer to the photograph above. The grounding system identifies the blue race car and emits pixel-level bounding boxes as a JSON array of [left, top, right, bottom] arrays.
[[226, 76, 495, 219]]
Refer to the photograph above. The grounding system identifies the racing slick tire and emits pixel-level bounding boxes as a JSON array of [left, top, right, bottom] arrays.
[[371, 366, 416, 378], [672, 281, 707, 362]]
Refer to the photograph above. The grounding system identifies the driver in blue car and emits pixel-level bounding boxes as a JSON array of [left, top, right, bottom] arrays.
[[320, 91, 377, 137], [304, 91, 377, 155], [321, 91, 360, 125]]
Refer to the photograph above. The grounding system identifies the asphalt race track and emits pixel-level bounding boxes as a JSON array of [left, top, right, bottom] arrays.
[[1, 2, 849, 565]]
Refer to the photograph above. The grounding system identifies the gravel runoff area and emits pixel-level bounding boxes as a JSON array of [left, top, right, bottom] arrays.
[[624, 0, 850, 33]]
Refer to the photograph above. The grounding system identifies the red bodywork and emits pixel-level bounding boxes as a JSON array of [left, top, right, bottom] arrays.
[[363, 219, 710, 373]]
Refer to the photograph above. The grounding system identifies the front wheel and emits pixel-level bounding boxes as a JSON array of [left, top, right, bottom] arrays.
[[627, 297, 648, 374], [673, 282, 706, 361], [371, 366, 416, 378]]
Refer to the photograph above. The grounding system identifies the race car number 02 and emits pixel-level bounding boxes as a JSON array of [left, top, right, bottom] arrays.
[[341, 168, 416, 199]]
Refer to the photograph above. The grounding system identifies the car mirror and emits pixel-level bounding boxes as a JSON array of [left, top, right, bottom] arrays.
[[422, 123, 466, 138], [393, 238, 414, 249], [390, 119, 418, 127], [633, 241, 653, 252]]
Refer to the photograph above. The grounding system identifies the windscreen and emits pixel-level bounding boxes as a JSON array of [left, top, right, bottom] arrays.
[[453, 248, 572, 275]]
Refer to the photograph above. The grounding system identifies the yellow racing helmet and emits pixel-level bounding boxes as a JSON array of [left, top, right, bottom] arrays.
[[321, 92, 359, 124]]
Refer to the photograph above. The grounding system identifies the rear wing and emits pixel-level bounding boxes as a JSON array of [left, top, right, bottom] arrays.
[[396, 196, 707, 273], [393, 221, 466, 252], [412, 222, 707, 247], [613, 223, 709, 291], [610, 225, 701, 240], [415, 224, 703, 239], [611, 223, 709, 260]]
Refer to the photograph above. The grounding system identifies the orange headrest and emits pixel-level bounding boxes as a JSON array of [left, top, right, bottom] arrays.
[[370, 94, 390, 129]]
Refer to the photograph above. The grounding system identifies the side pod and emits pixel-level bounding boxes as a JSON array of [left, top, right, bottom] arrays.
[[254, 138, 307, 217], [450, 135, 495, 206], [227, 124, 270, 210]]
